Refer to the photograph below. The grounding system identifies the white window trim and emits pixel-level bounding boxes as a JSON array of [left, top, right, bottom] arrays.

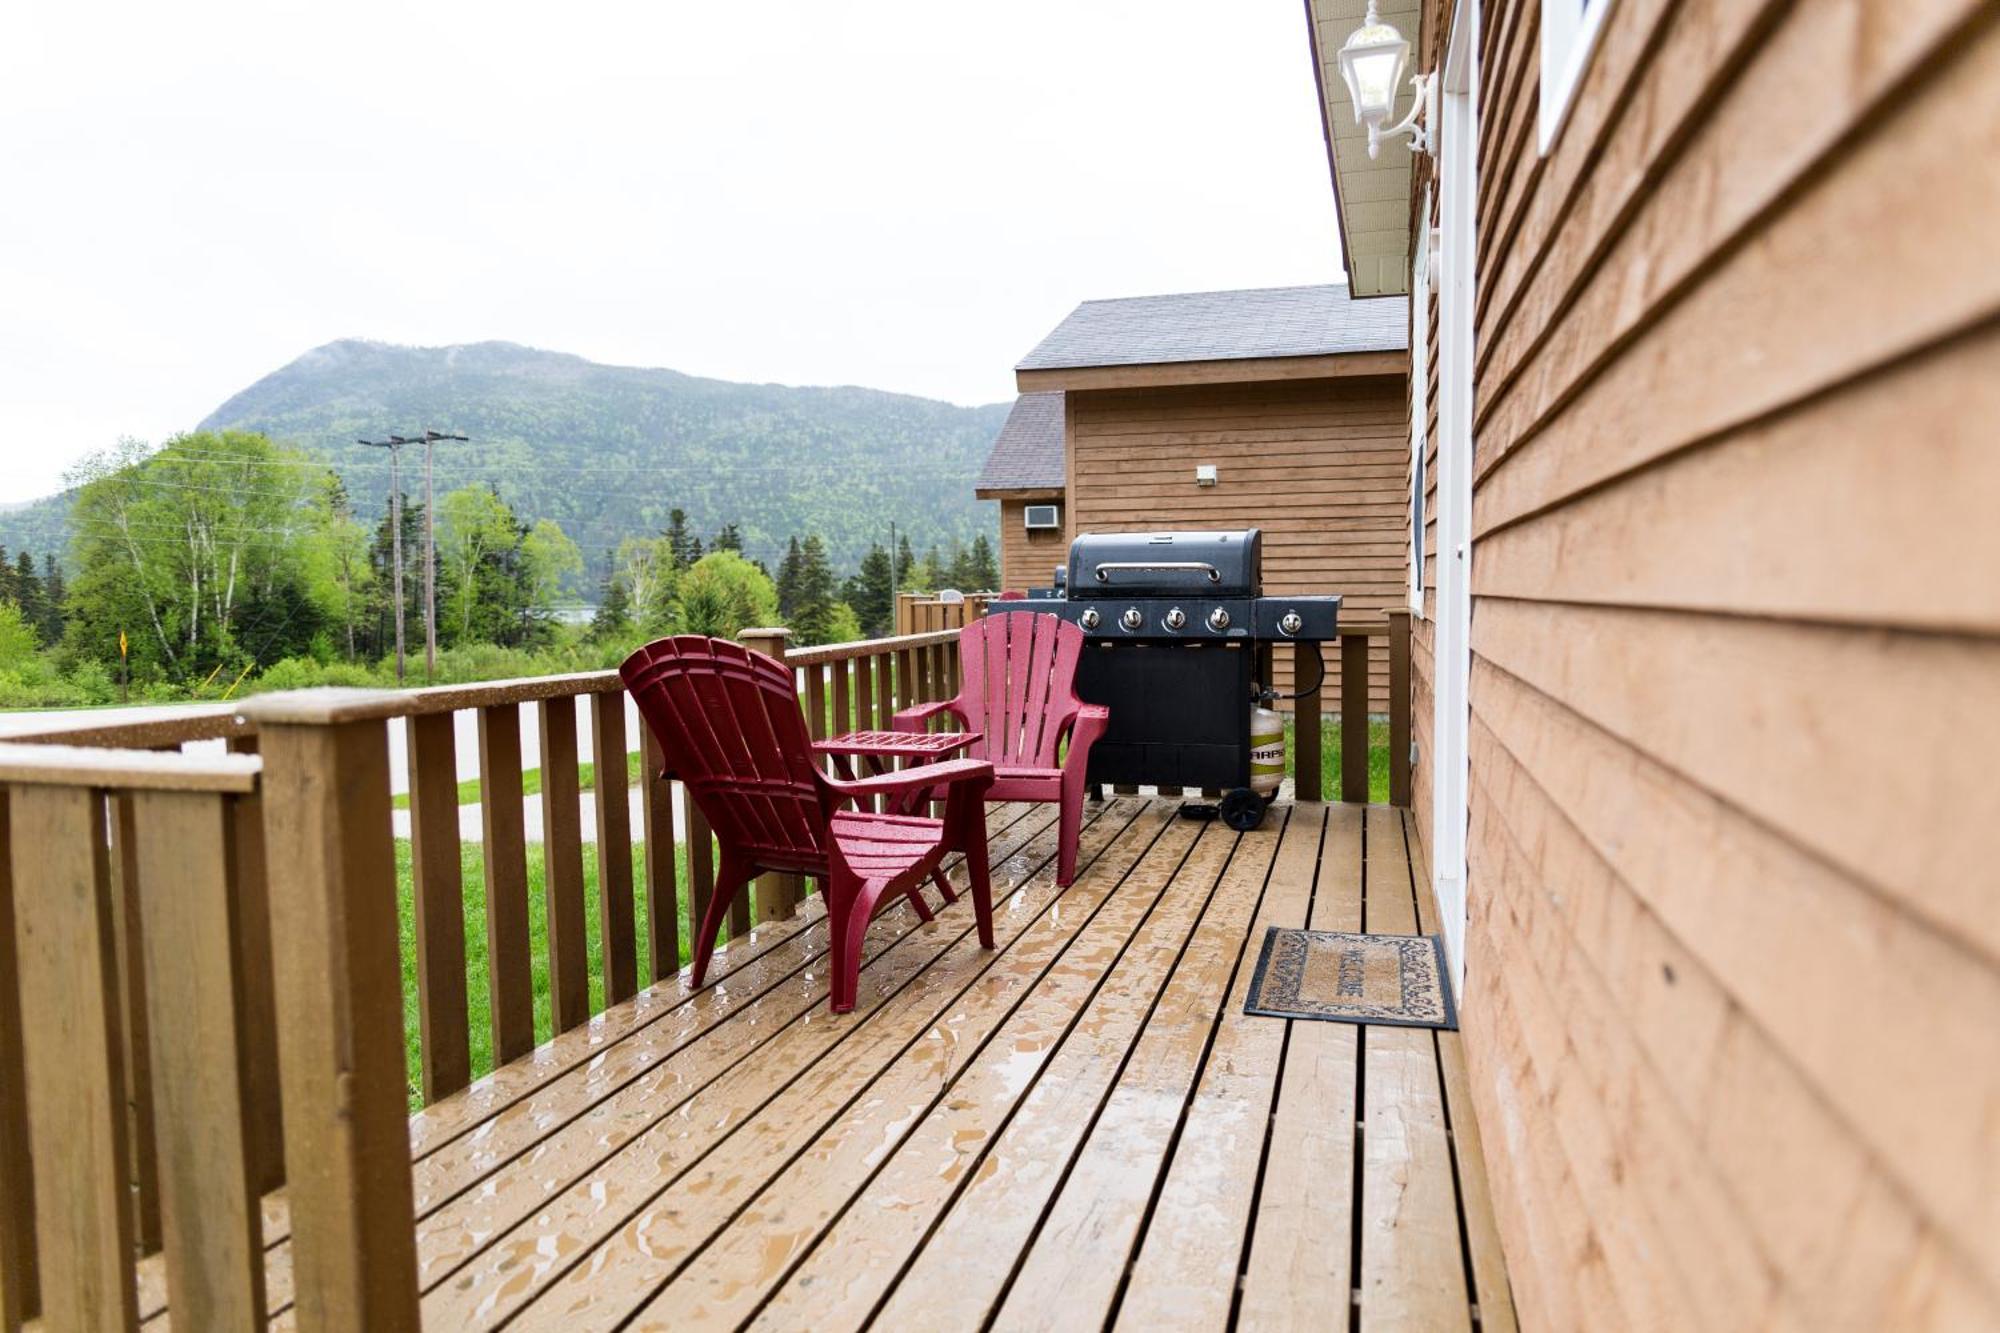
[[1432, 0, 1479, 996], [1539, 0, 1615, 153], [1408, 192, 1432, 617]]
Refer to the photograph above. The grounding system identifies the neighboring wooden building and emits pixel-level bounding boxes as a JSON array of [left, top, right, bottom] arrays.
[[974, 391, 1068, 592], [1004, 284, 1409, 710], [1308, 0, 2000, 1325]]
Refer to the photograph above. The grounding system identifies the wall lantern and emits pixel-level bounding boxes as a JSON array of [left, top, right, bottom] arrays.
[[1337, 0, 1434, 159]]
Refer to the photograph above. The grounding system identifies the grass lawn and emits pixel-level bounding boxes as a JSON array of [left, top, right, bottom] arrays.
[[390, 835, 698, 1108], [1286, 715, 1394, 805]]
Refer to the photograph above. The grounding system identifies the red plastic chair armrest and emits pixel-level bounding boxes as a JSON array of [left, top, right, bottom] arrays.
[[891, 698, 959, 734], [818, 757, 993, 803]]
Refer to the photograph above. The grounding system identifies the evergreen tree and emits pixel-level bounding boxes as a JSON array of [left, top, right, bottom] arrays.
[[895, 535, 915, 587], [963, 534, 999, 590], [790, 535, 839, 645], [0, 546, 13, 606], [39, 555, 65, 644], [710, 522, 743, 553], [775, 536, 805, 621], [591, 573, 632, 638], [663, 508, 702, 570], [12, 552, 43, 633], [916, 544, 945, 592], [845, 543, 895, 638]]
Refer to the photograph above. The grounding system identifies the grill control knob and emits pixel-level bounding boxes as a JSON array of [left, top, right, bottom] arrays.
[[1164, 606, 1187, 631], [1279, 610, 1304, 637], [1078, 607, 1100, 631], [1120, 607, 1144, 632], [1207, 607, 1231, 632]]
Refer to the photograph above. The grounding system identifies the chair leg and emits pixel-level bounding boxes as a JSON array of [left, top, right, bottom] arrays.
[[930, 868, 959, 904], [1054, 788, 1083, 887], [828, 872, 888, 1014], [691, 849, 752, 988], [957, 793, 996, 950], [905, 885, 935, 924]]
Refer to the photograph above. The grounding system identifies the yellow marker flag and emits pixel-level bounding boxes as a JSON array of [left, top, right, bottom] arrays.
[[119, 630, 128, 657]]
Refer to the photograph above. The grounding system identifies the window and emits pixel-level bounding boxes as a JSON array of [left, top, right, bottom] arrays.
[[1539, 0, 1615, 152], [1409, 191, 1432, 616]]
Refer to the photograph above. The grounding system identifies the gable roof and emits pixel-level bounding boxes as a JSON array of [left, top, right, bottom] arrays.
[[976, 392, 1066, 494], [1015, 283, 1407, 372]]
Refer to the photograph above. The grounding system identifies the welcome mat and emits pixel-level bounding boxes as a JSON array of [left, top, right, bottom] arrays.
[[1244, 928, 1457, 1030]]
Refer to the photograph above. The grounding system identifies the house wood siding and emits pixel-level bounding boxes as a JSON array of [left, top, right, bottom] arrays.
[[995, 496, 1067, 593], [1406, 0, 2000, 1325], [1066, 376, 1408, 714]]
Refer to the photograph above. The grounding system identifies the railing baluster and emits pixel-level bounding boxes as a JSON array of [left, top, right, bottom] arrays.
[[874, 651, 895, 730], [590, 691, 637, 1006], [105, 792, 162, 1258], [1295, 647, 1324, 804], [224, 734, 284, 1195], [895, 646, 917, 712], [132, 789, 266, 1327], [639, 730, 680, 983], [1387, 611, 1412, 808], [831, 657, 851, 740], [405, 711, 470, 1101], [477, 704, 536, 1064], [0, 787, 40, 1330], [853, 653, 875, 733], [537, 698, 590, 1034], [739, 628, 801, 924], [244, 696, 420, 1331], [1340, 633, 1369, 803], [11, 783, 139, 1330]]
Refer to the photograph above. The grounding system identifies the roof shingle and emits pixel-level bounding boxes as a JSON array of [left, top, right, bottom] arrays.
[[1016, 283, 1406, 371], [976, 392, 1066, 493]]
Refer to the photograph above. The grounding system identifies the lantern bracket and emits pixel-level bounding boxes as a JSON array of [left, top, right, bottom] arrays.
[[1370, 70, 1435, 159]]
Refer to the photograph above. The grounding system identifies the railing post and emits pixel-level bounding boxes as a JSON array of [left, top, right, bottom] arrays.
[[1341, 634, 1370, 804], [1386, 610, 1412, 808], [0, 789, 36, 1330], [9, 783, 135, 1330], [235, 691, 419, 1333], [738, 628, 801, 923]]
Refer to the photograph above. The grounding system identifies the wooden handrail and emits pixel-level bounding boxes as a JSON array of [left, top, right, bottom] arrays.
[[0, 743, 260, 792]]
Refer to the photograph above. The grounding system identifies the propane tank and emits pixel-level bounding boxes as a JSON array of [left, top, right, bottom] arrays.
[[1250, 702, 1285, 797]]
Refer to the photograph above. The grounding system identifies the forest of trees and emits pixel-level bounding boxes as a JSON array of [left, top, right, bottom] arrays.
[[0, 430, 1001, 709]]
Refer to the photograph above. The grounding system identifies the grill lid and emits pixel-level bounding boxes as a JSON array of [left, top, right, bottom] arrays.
[[1067, 529, 1262, 598]]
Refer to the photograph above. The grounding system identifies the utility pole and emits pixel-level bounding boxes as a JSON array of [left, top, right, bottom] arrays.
[[359, 437, 409, 682], [419, 430, 468, 680]]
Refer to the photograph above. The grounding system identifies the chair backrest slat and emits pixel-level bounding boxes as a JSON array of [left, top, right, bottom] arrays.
[[955, 613, 1084, 770], [621, 637, 825, 866]]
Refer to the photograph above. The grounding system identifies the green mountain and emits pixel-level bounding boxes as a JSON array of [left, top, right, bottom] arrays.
[[5, 339, 1009, 578]]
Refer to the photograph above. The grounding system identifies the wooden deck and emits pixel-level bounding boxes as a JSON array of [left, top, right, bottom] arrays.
[[141, 795, 1513, 1331]]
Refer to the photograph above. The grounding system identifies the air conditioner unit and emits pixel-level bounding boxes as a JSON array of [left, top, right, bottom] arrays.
[[1023, 504, 1061, 531]]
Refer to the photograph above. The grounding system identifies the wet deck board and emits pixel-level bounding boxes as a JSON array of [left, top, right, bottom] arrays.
[[144, 798, 1511, 1331]]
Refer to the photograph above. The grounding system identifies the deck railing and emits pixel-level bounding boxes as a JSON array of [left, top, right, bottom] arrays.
[[0, 627, 960, 1330], [0, 614, 1411, 1329]]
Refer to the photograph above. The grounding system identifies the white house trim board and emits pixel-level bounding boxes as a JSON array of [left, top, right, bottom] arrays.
[[1539, 0, 1617, 151], [1431, 0, 1479, 994]]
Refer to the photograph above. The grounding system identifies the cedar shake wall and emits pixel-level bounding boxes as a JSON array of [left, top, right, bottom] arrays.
[[1411, 0, 2000, 1324], [996, 497, 1067, 593], [1066, 376, 1407, 714]]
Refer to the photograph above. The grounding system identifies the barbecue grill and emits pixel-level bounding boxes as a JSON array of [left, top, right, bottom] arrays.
[[1010, 529, 1340, 829]]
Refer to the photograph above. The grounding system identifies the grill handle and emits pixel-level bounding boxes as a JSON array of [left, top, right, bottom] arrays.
[[1091, 561, 1222, 584]]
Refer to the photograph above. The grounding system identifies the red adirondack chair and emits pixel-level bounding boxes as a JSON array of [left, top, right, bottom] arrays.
[[893, 611, 1109, 887], [621, 636, 996, 1014]]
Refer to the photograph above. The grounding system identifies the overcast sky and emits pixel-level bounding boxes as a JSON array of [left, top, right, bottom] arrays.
[[0, 1, 1342, 504]]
